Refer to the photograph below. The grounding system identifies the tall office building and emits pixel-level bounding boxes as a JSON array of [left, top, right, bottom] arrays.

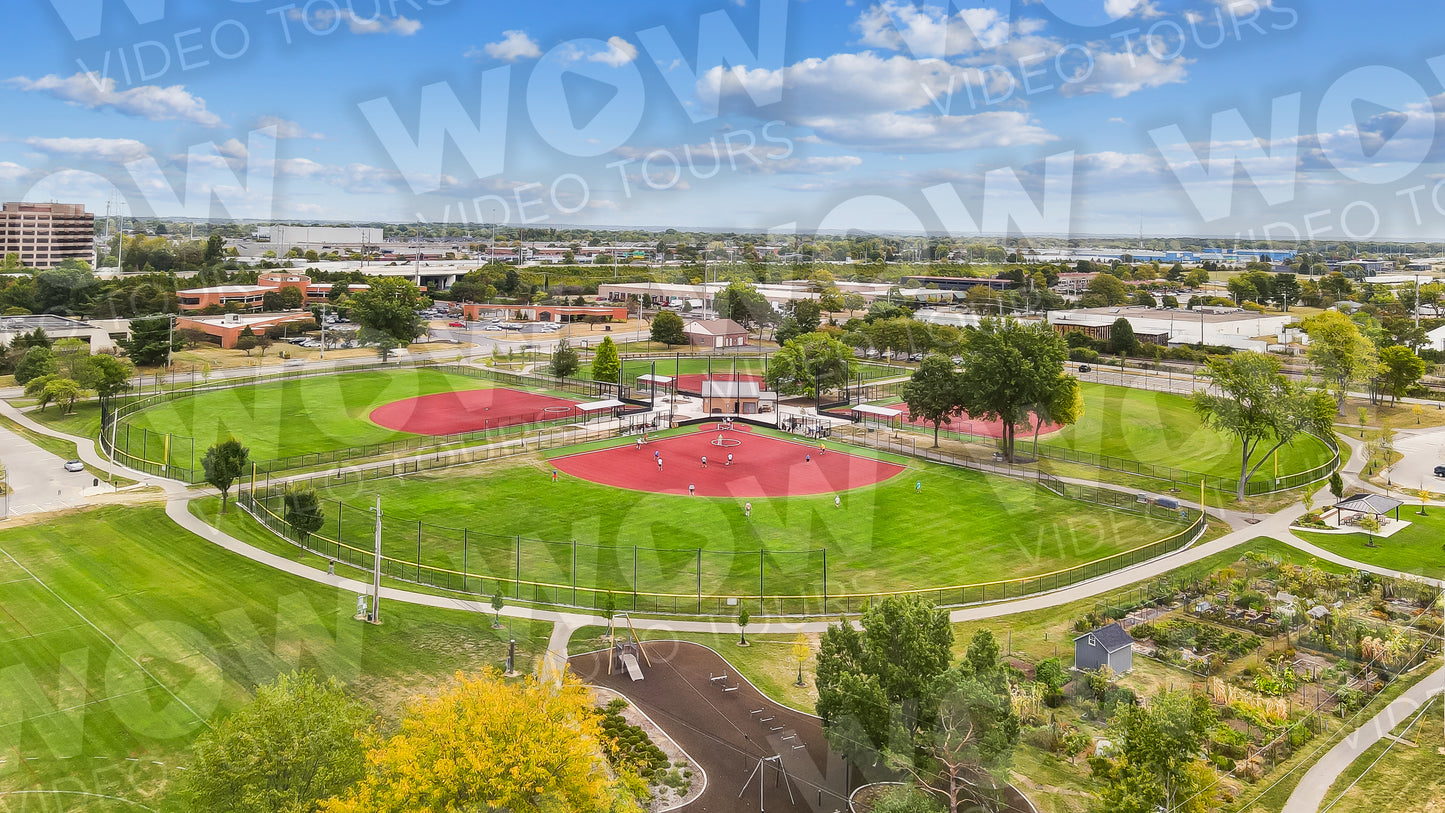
[[0, 202, 96, 269]]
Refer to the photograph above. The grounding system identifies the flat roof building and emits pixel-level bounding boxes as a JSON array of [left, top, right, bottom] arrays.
[[0, 202, 95, 269]]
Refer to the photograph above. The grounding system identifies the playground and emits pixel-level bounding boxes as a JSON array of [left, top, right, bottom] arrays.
[[568, 641, 847, 813], [369, 387, 581, 435], [551, 424, 904, 498]]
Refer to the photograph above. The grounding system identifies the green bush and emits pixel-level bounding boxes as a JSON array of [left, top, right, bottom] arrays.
[[871, 785, 945, 813]]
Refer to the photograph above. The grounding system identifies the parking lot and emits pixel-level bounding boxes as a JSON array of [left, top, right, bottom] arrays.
[[0, 424, 95, 518]]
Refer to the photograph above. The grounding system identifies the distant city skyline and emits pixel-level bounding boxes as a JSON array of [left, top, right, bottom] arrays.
[[4, 1, 1444, 241]]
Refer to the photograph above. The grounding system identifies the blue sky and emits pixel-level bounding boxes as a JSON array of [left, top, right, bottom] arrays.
[[3, 0, 1444, 241]]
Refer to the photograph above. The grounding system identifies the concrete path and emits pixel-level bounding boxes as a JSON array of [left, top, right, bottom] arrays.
[[1281, 664, 1445, 813]]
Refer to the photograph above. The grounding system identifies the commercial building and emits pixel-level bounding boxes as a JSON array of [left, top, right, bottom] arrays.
[[459, 303, 628, 323], [1046, 306, 1292, 349], [268, 225, 384, 251], [684, 318, 750, 348], [0, 314, 116, 352], [0, 202, 95, 269], [175, 312, 315, 349], [177, 273, 367, 311]]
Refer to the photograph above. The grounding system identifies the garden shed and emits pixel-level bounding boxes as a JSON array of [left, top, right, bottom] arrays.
[[1074, 622, 1134, 673]]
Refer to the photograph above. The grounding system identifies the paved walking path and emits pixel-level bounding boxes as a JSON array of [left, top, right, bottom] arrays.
[[1281, 664, 1445, 813]]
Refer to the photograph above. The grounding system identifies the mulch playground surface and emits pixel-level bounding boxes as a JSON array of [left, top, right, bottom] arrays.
[[368, 387, 581, 435], [551, 424, 906, 498], [569, 641, 850, 813], [887, 403, 1061, 439]]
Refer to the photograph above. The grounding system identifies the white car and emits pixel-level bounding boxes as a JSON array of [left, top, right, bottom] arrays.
[[64, 459, 85, 472]]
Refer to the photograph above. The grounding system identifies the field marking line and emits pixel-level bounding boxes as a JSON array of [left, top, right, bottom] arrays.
[[0, 544, 212, 732]]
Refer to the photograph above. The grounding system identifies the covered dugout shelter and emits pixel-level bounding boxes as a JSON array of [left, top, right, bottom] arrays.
[[850, 404, 902, 431]]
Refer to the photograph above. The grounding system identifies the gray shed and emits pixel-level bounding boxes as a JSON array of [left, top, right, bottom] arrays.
[[1074, 622, 1135, 673]]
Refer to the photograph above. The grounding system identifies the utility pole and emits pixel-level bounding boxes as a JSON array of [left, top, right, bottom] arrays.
[[370, 497, 383, 624]]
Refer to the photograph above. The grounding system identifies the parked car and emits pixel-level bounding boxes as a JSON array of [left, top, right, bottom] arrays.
[[1435, 465, 1445, 477], [448, 321, 465, 328], [64, 459, 84, 472], [1079, 365, 1091, 373]]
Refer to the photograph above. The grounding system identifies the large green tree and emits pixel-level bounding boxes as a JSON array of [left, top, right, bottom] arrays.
[[1303, 310, 1377, 412], [816, 595, 954, 768], [955, 318, 1068, 462], [1093, 691, 1218, 813], [348, 278, 426, 343], [76, 353, 133, 405], [901, 354, 964, 447], [1193, 352, 1336, 500], [763, 332, 858, 399], [202, 438, 250, 513], [1377, 345, 1426, 404], [121, 316, 184, 367], [180, 671, 370, 813], [650, 310, 686, 347], [283, 488, 326, 543], [717, 280, 773, 331], [550, 339, 579, 378], [1107, 318, 1137, 356], [1030, 374, 1083, 458], [13, 345, 58, 385], [592, 335, 621, 383]]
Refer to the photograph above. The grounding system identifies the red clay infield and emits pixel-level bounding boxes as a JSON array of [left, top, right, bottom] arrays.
[[888, 403, 1060, 438], [551, 424, 904, 498], [672, 372, 765, 392], [369, 387, 580, 435]]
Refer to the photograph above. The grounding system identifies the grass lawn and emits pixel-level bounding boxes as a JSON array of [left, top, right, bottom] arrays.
[[1292, 509, 1445, 580], [24, 401, 105, 440], [118, 368, 499, 465], [296, 445, 1185, 604], [1040, 382, 1334, 480], [1318, 696, 1443, 813], [0, 505, 549, 811]]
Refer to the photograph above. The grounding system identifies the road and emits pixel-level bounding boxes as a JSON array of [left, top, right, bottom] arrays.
[[0, 423, 98, 518]]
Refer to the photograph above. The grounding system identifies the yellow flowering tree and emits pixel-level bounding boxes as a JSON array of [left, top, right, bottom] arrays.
[[323, 670, 644, 813]]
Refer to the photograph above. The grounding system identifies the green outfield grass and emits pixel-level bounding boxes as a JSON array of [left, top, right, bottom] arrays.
[[1041, 382, 1334, 480], [292, 443, 1187, 603], [119, 368, 496, 463], [0, 505, 549, 811], [1292, 509, 1445, 579]]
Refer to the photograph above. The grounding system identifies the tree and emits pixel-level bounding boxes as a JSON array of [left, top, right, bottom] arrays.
[[1031, 374, 1082, 458], [373, 333, 399, 362], [764, 332, 858, 399], [24, 374, 58, 412], [234, 326, 259, 356], [13, 345, 58, 385], [1193, 352, 1336, 500], [718, 280, 773, 331], [283, 488, 325, 543], [43, 377, 86, 414], [202, 438, 250, 513], [182, 671, 370, 813], [737, 605, 750, 645], [77, 353, 133, 404], [789, 299, 823, 333], [650, 310, 686, 347], [1377, 345, 1426, 404], [1083, 273, 1129, 306], [490, 592, 504, 628], [956, 318, 1068, 462], [321, 670, 644, 813], [1304, 310, 1378, 412], [1093, 691, 1218, 813], [1182, 268, 1210, 288], [816, 595, 954, 768], [550, 339, 579, 378], [901, 354, 964, 447], [592, 336, 620, 383], [1107, 318, 1137, 356], [1329, 470, 1344, 498], [122, 316, 184, 367], [347, 278, 426, 343]]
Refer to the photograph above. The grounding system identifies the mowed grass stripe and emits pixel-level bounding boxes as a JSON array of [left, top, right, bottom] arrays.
[[121, 369, 495, 462], [307, 452, 1179, 598], [1042, 382, 1334, 479]]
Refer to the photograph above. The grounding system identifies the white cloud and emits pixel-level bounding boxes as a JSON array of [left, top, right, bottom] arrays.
[[702, 52, 1054, 151], [474, 30, 542, 62], [7, 73, 222, 127], [285, 8, 421, 36], [0, 162, 30, 183], [590, 36, 639, 67], [1059, 48, 1190, 98], [25, 136, 150, 162], [856, 2, 1023, 58], [255, 116, 323, 140]]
